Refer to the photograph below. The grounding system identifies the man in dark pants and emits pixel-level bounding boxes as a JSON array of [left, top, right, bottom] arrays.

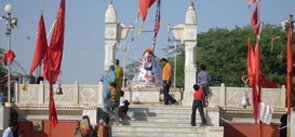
[[160, 58, 176, 105], [191, 84, 207, 127]]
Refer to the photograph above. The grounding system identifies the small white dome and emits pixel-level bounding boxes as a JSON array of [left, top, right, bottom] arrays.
[[105, 4, 117, 23], [185, 5, 197, 25]]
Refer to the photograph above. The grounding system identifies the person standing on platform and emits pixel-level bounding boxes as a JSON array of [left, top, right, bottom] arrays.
[[160, 58, 177, 105], [115, 59, 124, 90], [191, 84, 207, 127], [197, 64, 211, 97]]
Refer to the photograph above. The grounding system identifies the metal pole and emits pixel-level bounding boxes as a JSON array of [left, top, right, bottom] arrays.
[[173, 40, 176, 88], [6, 13, 12, 103], [122, 45, 126, 88]]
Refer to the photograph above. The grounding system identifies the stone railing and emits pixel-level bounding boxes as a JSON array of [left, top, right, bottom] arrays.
[[14, 83, 285, 109], [15, 82, 103, 107], [208, 83, 286, 108]]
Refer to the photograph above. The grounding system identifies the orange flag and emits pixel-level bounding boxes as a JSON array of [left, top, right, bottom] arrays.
[[29, 15, 48, 76]]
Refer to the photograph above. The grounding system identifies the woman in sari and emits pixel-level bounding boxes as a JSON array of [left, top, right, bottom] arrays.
[[100, 65, 116, 113]]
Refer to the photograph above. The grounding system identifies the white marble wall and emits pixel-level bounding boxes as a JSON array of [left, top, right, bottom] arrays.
[[15, 83, 285, 109]]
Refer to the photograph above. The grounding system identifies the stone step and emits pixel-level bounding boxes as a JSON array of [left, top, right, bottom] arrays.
[[112, 126, 209, 133], [113, 121, 193, 127], [112, 132, 206, 137]]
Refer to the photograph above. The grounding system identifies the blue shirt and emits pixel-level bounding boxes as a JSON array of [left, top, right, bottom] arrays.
[[0, 93, 5, 102], [197, 71, 211, 85], [2, 127, 14, 137]]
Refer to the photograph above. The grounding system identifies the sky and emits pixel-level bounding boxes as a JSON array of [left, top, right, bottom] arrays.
[[0, 0, 294, 84]]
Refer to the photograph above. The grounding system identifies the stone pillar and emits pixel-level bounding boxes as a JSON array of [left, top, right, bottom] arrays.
[[169, 3, 197, 106], [104, 3, 133, 70], [291, 111, 295, 137], [0, 105, 10, 131]]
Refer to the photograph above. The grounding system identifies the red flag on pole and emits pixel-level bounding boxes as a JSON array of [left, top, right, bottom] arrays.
[[252, 40, 261, 124], [286, 15, 293, 115], [251, 5, 260, 36], [44, 0, 66, 84], [139, 0, 156, 23], [247, 38, 255, 86], [29, 15, 48, 76], [2, 50, 15, 66], [43, 0, 65, 130]]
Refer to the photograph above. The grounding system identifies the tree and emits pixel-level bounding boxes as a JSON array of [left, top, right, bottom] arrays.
[[126, 25, 293, 88], [196, 25, 289, 87], [0, 48, 7, 78]]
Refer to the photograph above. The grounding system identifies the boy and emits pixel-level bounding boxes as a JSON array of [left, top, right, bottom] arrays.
[[191, 84, 207, 127], [118, 91, 130, 118]]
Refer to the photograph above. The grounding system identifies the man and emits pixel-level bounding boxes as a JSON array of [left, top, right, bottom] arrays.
[[115, 59, 124, 90], [197, 64, 211, 96], [2, 122, 17, 137], [160, 58, 176, 105]]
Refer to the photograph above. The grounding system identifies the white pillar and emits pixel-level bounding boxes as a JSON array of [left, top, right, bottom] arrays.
[[169, 3, 197, 106], [104, 3, 133, 70]]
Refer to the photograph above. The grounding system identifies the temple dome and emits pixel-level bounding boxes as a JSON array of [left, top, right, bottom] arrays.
[[185, 4, 197, 25], [105, 3, 117, 23]]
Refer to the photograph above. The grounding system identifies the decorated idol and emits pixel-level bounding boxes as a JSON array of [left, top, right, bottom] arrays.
[[132, 49, 162, 88]]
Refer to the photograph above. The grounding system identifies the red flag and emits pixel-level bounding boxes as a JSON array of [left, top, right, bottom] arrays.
[[247, 38, 255, 86], [29, 15, 48, 76], [253, 40, 261, 124], [251, 5, 260, 35], [44, 0, 66, 84], [2, 50, 15, 66], [43, 0, 66, 128], [139, 0, 156, 22], [286, 16, 293, 115]]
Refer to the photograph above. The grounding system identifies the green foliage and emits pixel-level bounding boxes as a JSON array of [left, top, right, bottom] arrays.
[[124, 60, 141, 80], [126, 25, 294, 89], [196, 25, 290, 87], [0, 48, 7, 78]]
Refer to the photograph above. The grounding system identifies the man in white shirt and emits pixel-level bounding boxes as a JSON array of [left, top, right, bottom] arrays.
[[2, 122, 17, 137]]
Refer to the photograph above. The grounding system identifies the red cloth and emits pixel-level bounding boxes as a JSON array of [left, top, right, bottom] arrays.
[[253, 40, 261, 124], [43, 0, 65, 84], [251, 5, 260, 36], [247, 38, 255, 86], [139, 0, 156, 22], [43, 0, 66, 128], [30, 15, 48, 75], [286, 17, 293, 114], [260, 76, 281, 88], [193, 90, 205, 101], [2, 50, 15, 66]]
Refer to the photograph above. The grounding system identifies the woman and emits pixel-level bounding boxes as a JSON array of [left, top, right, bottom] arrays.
[[100, 65, 116, 113]]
